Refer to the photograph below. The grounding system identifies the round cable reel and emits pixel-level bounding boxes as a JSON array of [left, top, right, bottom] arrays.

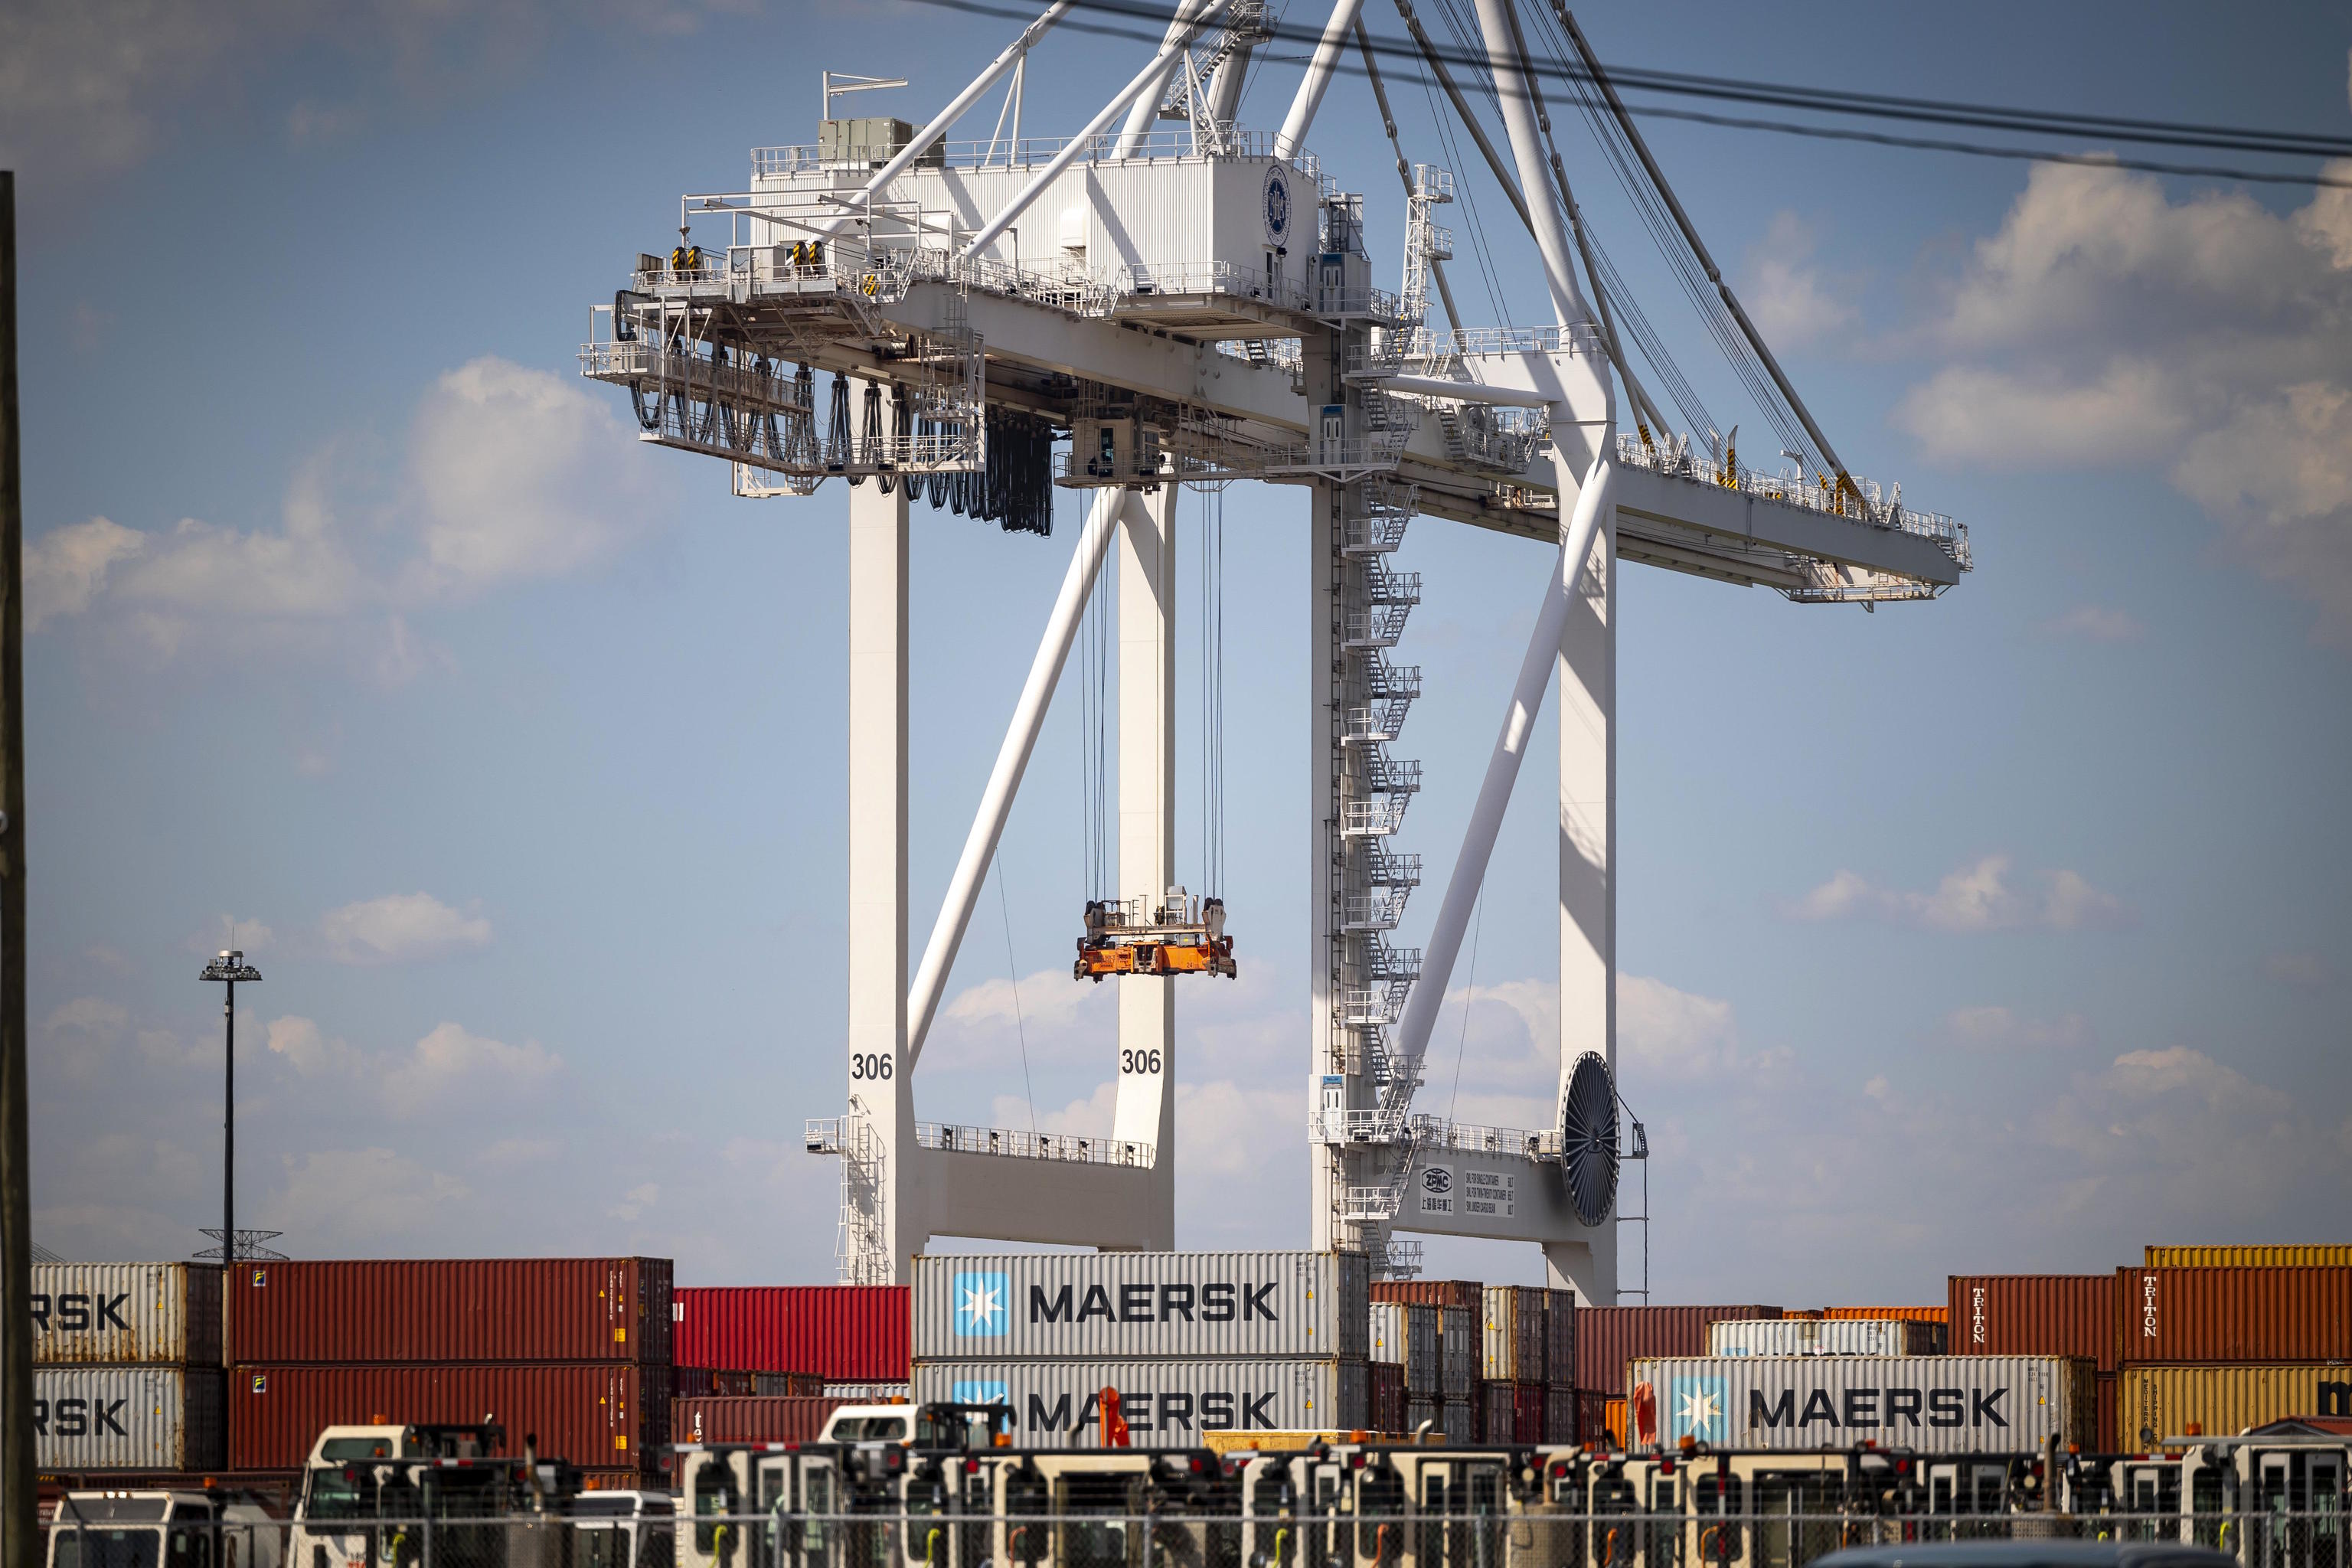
[[1558, 1050, 1619, 1227]]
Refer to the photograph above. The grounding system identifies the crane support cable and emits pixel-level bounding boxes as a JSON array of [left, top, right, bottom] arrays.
[[1553, 4, 1859, 503], [1498, 0, 1667, 443], [1394, 0, 1533, 234], [1355, 15, 1465, 336]]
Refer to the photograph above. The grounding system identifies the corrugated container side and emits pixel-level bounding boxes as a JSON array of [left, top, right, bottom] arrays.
[[911, 1252, 1369, 1361], [1544, 1291, 1575, 1384], [1511, 1383, 1544, 1444], [1824, 1306, 1949, 1325], [674, 1287, 907, 1381], [1476, 1380, 1511, 1442], [2095, 1372, 2116, 1452], [229, 1362, 670, 1474], [1371, 1280, 1482, 1313], [1370, 1302, 1404, 1364], [1627, 1356, 2096, 1454], [1403, 1305, 1439, 1396], [1372, 1362, 1406, 1435], [2145, 1246, 2352, 1269], [674, 1369, 826, 1399], [1543, 1384, 1575, 1443], [1405, 1395, 1439, 1438], [909, 1358, 1367, 1446], [1707, 1318, 1942, 1357], [34, 1367, 224, 1469], [1947, 1275, 2118, 1371], [2116, 1364, 2352, 1446], [670, 1396, 841, 1446], [2118, 1267, 2352, 1363], [1435, 1308, 1475, 1399], [1576, 1389, 1607, 1446], [230, 1259, 673, 1365], [1573, 1306, 1785, 1399], [31, 1264, 222, 1367], [1441, 1398, 1473, 1446], [1602, 1396, 1625, 1448], [1481, 1287, 1545, 1382]]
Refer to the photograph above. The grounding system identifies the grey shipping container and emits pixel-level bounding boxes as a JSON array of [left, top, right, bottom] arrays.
[[910, 1359, 1368, 1446], [1482, 1287, 1547, 1381], [1628, 1356, 2097, 1455], [1544, 1291, 1575, 1386], [1442, 1398, 1474, 1445], [913, 1252, 1370, 1361], [31, 1264, 221, 1366], [1708, 1318, 1945, 1357], [34, 1366, 225, 1469], [1405, 1395, 1439, 1437], [1371, 1303, 1442, 1396], [1435, 1308, 1475, 1399]]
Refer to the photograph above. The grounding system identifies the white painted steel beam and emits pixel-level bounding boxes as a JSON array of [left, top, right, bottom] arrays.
[[962, 0, 1230, 260], [1388, 439, 1617, 1086], [1111, 477, 1178, 1174], [821, 0, 1074, 237], [1469, 0, 1590, 328], [844, 467, 914, 1280], [1382, 371, 1552, 408], [905, 488, 1125, 1068], [923, 1148, 1169, 1248], [1119, 0, 1211, 156], [1276, 0, 1368, 159]]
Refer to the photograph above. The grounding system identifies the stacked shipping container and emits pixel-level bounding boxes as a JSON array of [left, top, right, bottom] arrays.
[[1474, 1285, 1577, 1442], [227, 1257, 673, 1485], [1371, 1280, 1478, 1440], [671, 1285, 907, 1381], [31, 1263, 224, 1472], [2110, 1264, 2352, 1446], [910, 1252, 1372, 1447]]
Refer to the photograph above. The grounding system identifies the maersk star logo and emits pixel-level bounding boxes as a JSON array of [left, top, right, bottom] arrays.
[[1671, 1375, 1727, 1441], [952, 1270, 1011, 1338]]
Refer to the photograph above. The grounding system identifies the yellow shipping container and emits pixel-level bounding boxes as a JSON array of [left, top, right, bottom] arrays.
[[2142, 1244, 2352, 1268], [2116, 1364, 2352, 1444]]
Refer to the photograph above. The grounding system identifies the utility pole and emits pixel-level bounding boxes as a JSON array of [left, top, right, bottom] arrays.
[[2, 166, 35, 1568], [199, 952, 260, 1266]]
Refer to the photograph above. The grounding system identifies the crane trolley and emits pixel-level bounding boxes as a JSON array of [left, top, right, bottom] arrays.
[[1075, 887, 1237, 982]]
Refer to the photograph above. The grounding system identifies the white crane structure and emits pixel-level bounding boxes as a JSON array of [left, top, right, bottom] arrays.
[[579, 0, 1971, 1293]]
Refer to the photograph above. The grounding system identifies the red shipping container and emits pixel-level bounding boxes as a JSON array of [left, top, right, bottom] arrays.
[[1371, 1281, 1483, 1312], [1511, 1383, 1544, 1444], [2096, 1373, 2118, 1453], [228, 1259, 673, 1365], [1475, 1380, 1510, 1442], [1576, 1389, 1607, 1446], [671, 1287, 906, 1382], [2117, 1267, 2352, 1363], [1948, 1274, 2118, 1370], [1573, 1307, 1783, 1399], [670, 1396, 842, 1448], [1370, 1362, 1407, 1436], [674, 1369, 826, 1399], [229, 1363, 671, 1474]]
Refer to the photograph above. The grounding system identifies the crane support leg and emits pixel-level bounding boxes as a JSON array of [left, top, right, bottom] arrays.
[[843, 466, 915, 1282], [1547, 496, 1617, 1305], [1111, 475, 1178, 1227]]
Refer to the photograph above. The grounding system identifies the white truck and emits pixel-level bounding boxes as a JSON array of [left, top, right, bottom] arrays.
[[286, 1423, 574, 1568], [45, 1491, 283, 1568]]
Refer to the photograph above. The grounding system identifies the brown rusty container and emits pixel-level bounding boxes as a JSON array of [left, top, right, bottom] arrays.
[[2115, 1364, 2352, 1446], [1573, 1306, 1783, 1399], [1371, 1280, 1484, 1312], [2096, 1372, 2118, 1452], [228, 1361, 671, 1474], [1947, 1274, 2118, 1370], [229, 1259, 673, 1365], [670, 1395, 843, 1446], [2118, 1267, 2352, 1363]]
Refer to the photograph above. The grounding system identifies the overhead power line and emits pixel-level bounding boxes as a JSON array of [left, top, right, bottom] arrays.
[[903, 0, 2352, 190]]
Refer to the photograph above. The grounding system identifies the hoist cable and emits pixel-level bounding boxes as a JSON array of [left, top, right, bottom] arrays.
[[995, 854, 1041, 1137]]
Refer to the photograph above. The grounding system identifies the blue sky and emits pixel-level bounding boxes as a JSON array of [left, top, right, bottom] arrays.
[[10, 0, 2350, 1302]]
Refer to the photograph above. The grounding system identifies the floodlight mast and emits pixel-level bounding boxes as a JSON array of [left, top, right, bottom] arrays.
[[198, 949, 261, 1266]]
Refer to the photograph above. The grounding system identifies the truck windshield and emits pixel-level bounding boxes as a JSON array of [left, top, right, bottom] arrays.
[[51, 1527, 162, 1568]]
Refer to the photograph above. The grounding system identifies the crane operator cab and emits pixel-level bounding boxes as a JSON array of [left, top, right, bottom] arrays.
[[47, 1492, 284, 1568], [1076, 889, 1236, 982]]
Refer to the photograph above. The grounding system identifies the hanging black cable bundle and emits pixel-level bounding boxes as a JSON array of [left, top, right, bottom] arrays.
[[826, 374, 851, 475], [754, 358, 782, 462], [859, 383, 884, 491], [787, 364, 818, 469], [923, 416, 949, 508], [972, 410, 1054, 536], [709, 343, 739, 451]]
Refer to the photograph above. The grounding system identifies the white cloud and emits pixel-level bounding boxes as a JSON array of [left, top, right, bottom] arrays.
[[31, 359, 660, 670], [1620, 974, 1787, 1081], [267, 1148, 472, 1245], [1896, 159, 2352, 636], [321, 891, 493, 965], [188, 913, 274, 957], [608, 1182, 660, 1221], [1788, 854, 2131, 932], [266, 1014, 363, 1076], [25, 518, 144, 630], [2043, 604, 2144, 642], [380, 1021, 560, 1116], [1743, 212, 1856, 349]]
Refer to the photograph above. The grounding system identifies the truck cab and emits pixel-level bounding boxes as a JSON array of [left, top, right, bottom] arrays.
[[47, 1492, 283, 1568], [287, 1423, 577, 1568]]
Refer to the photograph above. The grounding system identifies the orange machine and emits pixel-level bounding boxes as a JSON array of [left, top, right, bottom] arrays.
[[1074, 888, 1238, 982]]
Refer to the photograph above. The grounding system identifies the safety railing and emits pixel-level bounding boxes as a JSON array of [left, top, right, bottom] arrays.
[[1615, 433, 1972, 570], [750, 127, 1328, 181], [1341, 796, 1410, 838], [1407, 1114, 1562, 1159], [916, 1121, 1157, 1168], [1420, 321, 1606, 358]]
